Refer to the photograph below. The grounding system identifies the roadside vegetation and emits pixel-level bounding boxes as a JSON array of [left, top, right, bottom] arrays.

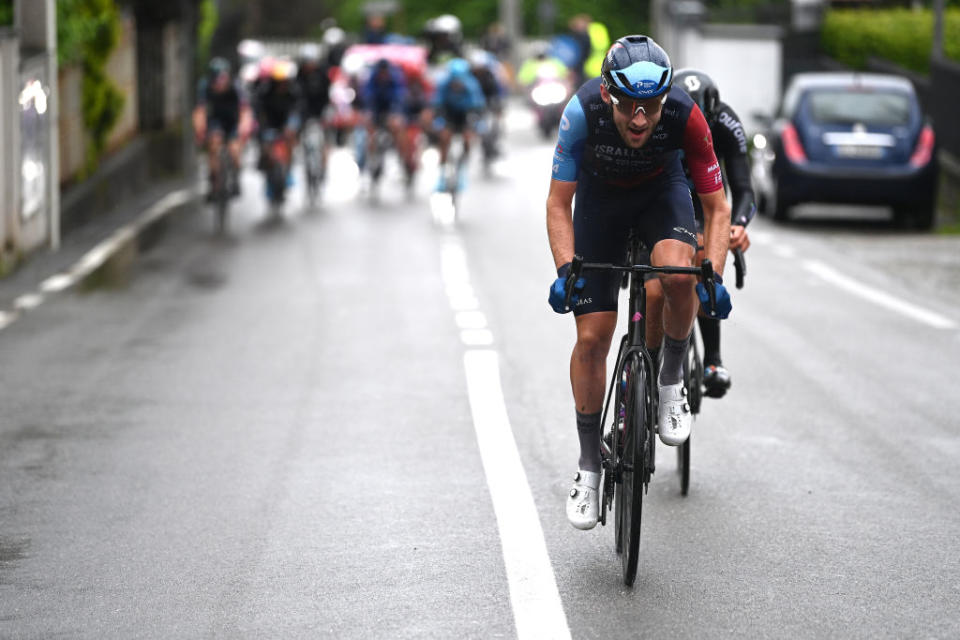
[[0, 0, 12, 27], [822, 6, 960, 73], [57, 0, 125, 174]]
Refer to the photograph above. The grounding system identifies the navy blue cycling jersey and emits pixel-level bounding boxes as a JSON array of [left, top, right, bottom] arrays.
[[553, 77, 722, 194]]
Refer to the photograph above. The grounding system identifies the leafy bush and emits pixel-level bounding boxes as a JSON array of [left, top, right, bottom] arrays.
[[197, 0, 218, 68], [331, 0, 648, 43], [57, 0, 125, 171], [0, 0, 12, 27], [822, 8, 960, 74]]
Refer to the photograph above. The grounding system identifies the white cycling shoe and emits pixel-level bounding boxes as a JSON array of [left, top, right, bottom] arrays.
[[658, 382, 692, 446], [566, 470, 601, 530]]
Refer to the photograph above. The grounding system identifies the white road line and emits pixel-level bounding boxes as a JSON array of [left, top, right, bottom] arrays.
[[443, 239, 569, 637], [804, 259, 957, 330], [460, 329, 495, 346], [455, 310, 487, 330], [40, 273, 76, 293], [464, 350, 571, 640], [14, 293, 44, 311], [0, 310, 17, 331]]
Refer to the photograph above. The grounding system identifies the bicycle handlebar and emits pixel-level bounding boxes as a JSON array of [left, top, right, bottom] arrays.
[[733, 248, 746, 290], [563, 255, 718, 312]]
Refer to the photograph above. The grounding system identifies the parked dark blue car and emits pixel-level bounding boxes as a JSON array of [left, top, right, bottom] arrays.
[[752, 72, 938, 229]]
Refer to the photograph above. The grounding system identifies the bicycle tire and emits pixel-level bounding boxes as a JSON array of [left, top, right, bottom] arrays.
[[677, 336, 698, 495], [618, 352, 647, 586], [213, 146, 231, 234]]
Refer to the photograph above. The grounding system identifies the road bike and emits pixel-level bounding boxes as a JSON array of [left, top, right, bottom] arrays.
[[302, 118, 326, 207], [208, 143, 237, 235], [261, 129, 292, 218], [439, 131, 468, 218], [677, 246, 746, 495], [563, 239, 719, 586]]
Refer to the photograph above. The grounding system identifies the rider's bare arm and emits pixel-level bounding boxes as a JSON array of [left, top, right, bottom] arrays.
[[698, 189, 731, 276], [547, 179, 578, 270], [547, 95, 587, 270]]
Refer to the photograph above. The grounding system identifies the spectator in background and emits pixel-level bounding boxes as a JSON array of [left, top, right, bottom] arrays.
[[364, 13, 388, 45], [481, 22, 511, 61], [568, 14, 592, 88]]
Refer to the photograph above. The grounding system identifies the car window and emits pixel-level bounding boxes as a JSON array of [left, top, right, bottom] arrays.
[[806, 90, 912, 126]]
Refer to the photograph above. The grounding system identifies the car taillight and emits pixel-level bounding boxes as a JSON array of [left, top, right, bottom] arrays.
[[909, 125, 935, 167], [781, 123, 807, 164]]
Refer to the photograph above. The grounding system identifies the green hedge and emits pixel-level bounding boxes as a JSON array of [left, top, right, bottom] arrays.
[[331, 0, 648, 43], [822, 8, 960, 74], [57, 0, 125, 174], [0, 0, 12, 27]]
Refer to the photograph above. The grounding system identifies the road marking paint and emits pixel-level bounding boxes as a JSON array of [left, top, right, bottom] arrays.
[[449, 294, 480, 311], [460, 329, 495, 346], [40, 273, 75, 293], [464, 350, 571, 640], [455, 310, 488, 330], [443, 239, 569, 637], [14, 293, 44, 311], [804, 259, 957, 330], [0, 310, 17, 331]]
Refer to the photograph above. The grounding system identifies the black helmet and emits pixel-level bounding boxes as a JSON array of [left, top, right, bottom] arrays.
[[674, 68, 719, 119], [600, 35, 672, 100]]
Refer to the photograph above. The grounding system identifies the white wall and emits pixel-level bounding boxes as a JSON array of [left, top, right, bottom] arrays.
[[673, 24, 783, 134]]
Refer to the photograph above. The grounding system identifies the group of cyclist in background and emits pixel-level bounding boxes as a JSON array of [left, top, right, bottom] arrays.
[[192, 14, 524, 208]]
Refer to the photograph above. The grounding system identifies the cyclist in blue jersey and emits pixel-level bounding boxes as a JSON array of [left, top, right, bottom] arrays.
[[358, 58, 410, 173], [428, 57, 486, 191], [545, 36, 732, 530]]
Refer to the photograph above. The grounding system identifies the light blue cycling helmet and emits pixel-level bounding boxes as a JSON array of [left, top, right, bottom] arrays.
[[601, 35, 672, 100], [447, 57, 471, 78]]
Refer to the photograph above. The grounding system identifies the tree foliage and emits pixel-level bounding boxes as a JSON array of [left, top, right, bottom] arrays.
[[57, 0, 125, 171], [330, 0, 649, 41], [197, 0, 218, 67], [0, 0, 13, 27], [822, 7, 960, 74]]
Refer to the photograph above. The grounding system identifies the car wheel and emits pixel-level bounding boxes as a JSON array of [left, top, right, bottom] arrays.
[[894, 203, 936, 231], [770, 176, 791, 222]]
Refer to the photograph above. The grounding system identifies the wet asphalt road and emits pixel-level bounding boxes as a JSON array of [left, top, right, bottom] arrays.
[[1, 115, 959, 638]]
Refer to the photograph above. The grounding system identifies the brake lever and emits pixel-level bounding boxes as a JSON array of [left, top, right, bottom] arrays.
[[564, 255, 584, 312], [701, 258, 717, 316], [733, 248, 746, 290]]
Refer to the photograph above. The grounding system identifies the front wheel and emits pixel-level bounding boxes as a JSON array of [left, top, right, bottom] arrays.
[[616, 352, 648, 587]]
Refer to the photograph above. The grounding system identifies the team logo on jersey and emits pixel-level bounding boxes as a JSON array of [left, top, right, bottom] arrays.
[[560, 114, 571, 131]]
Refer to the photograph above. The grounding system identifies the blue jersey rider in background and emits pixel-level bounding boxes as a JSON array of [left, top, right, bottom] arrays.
[[357, 58, 410, 175], [428, 58, 486, 191]]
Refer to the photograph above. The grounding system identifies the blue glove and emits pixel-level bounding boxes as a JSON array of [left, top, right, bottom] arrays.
[[696, 275, 732, 319], [548, 262, 585, 314]]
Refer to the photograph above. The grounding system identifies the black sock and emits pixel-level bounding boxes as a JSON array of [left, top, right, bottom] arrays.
[[659, 333, 690, 386], [698, 316, 722, 367], [576, 411, 602, 473]]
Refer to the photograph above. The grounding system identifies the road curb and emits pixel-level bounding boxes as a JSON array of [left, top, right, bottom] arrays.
[[1, 187, 198, 332]]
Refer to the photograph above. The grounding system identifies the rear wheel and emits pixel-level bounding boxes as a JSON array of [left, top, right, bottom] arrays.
[[616, 352, 648, 587], [678, 335, 700, 496]]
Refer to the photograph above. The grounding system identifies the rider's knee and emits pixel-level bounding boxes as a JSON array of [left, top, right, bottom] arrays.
[[575, 323, 614, 364], [660, 272, 696, 300]]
